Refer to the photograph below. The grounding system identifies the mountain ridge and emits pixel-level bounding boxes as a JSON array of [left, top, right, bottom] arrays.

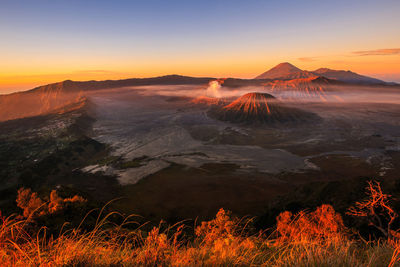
[[1, 70, 398, 122], [0, 75, 215, 121], [255, 62, 387, 85], [312, 68, 384, 84]]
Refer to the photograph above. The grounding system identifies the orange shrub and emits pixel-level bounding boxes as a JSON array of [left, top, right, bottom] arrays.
[[16, 188, 86, 219], [16, 188, 47, 218], [195, 208, 237, 245], [276, 204, 347, 243], [194, 208, 258, 264]]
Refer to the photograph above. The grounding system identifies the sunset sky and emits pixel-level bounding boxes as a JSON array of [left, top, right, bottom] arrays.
[[1, 0, 400, 93]]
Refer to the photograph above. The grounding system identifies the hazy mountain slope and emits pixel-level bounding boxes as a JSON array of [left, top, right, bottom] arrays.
[[191, 96, 229, 106], [279, 70, 318, 80], [0, 75, 214, 122], [0, 85, 85, 122], [313, 68, 385, 84], [266, 76, 341, 100]]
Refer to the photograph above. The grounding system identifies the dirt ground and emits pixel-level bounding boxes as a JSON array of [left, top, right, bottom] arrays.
[[79, 85, 400, 220]]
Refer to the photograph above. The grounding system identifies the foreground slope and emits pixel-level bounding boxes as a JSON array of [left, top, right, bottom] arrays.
[[2, 185, 400, 266]]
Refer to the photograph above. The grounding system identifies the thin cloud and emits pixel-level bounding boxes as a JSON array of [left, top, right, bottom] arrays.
[[73, 70, 122, 75], [298, 57, 316, 62], [352, 48, 400, 56]]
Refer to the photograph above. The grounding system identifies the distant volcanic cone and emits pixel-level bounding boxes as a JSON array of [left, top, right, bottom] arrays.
[[255, 62, 302, 79], [208, 92, 319, 124], [267, 77, 334, 101]]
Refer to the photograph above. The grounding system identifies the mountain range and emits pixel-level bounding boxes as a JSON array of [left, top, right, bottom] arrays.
[[0, 64, 398, 122], [255, 62, 385, 84]]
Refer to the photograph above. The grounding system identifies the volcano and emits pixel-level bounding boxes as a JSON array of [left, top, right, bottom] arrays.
[[255, 62, 302, 79], [266, 76, 342, 100], [208, 92, 319, 124]]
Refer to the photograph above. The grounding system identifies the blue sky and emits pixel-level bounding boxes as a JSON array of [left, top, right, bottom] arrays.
[[0, 0, 399, 92]]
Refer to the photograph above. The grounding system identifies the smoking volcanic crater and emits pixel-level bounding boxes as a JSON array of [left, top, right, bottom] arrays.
[[208, 92, 320, 124]]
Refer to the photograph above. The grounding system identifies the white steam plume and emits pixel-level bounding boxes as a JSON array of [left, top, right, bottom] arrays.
[[206, 80, 221, 98]]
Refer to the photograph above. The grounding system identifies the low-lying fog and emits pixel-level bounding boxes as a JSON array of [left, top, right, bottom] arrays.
[[118, 82, 400, 104], [83, 82, 400, 185]]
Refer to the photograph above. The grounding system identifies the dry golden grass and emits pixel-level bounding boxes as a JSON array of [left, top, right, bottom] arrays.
[[1, 182, 400, 266], [0, 206, 399, 266]]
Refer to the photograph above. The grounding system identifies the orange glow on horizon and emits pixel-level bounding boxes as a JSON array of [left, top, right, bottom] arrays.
[[1, 53, 399, 94]]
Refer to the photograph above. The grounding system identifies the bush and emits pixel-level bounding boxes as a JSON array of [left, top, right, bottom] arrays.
[[16, 187, 86, 219]]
